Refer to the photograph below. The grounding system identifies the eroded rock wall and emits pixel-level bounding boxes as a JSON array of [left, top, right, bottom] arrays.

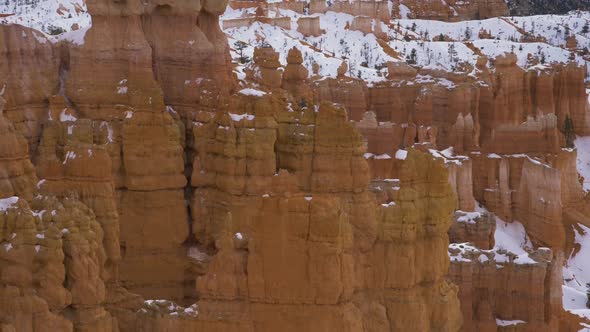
[[0, 1, 465, 331], [395, 0, 509, 21]]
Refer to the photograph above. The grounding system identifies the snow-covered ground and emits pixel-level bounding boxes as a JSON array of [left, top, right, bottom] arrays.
[[450, 202, 590, 322], [224, 9, 394, 84], [564, 224, 590, 320], [575, 136, 590, 192], [1, 1, 587, 78], [507, 12, 590, 50], [562, 134, 590, 321], [449, 204, 537, 265], [0, 0, 90, 36], [493, 216, 535, 260], [222, 7, 590, 80]]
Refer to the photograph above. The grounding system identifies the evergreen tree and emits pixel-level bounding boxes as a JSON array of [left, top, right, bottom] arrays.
[[565, 115, 575, 148], [407, 48, 418, 64], [464, 27, 472, 40], [234, 41, 250, 64], [448, 44, 458, 63]]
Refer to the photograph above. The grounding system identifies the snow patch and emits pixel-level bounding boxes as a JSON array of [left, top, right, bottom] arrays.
[[374, 154, 391, 160], [575, 136, 590, 192], [395, 149, 408, 160], [58, 24, 91, 45], [455, 211, 483, 224], [59, 109, 77, 122], [496, 319, 525, 327], [229, 113, 255, 121], [0, 197, 18, 212], [62, 151, 77, 164], [238, 88, 267, 97]]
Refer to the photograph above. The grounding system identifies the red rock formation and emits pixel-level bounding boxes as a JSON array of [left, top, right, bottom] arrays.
[[282, 47, 312, 101], [469, 149, 589, 250], [0, 25, 60, 155], [312, 76, 369, 121], [6, 0, 590, 331], [59, 0, 236, 301], [350, 16, 374, 35], [395, 0, 509, 21], [449, 245, 562, 332], [2, 0, 465, 328], [449, 211, 495, 249], [0, 113, 116, 330], [297, 17, 323, 37], [189, 98, 463, 329], [431, 149, 478, 212], [249, 47, 283, 88], [0, 96, 37, 200], [312, 0, 392, 21]]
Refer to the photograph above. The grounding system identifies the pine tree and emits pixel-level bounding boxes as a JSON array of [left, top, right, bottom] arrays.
[[407, 48, 417, 64], [565, 115, 575, 148], [464, 27, 472, 40], [234, 41, 250, 64], [448, 43, 458, 63]]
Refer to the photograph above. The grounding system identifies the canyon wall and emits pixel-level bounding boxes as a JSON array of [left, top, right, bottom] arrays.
[[2, 0, 590, 331], [394, 0, 509, 21], [0, 0, 464, 331], [311, 51, 590, 332]]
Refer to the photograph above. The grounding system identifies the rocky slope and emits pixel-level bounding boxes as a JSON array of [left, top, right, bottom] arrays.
[[506, 0, 590, 16], [397, 0, 590, 20], [2, 0, 590, 331]]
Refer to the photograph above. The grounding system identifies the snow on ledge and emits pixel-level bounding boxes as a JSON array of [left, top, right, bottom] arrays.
[[57, 24, 91, 46], [374, 154, 391, 160], [229, 113, 255, 121], [238, 88, 267, 97], [455, 211, 483, 224], [496, 319, 525, 327], [0, 197, 18, 212], [59, 109, 77, 122], [395, 149, 408, 160]]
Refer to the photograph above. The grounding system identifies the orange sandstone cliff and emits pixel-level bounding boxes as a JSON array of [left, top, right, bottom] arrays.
[[3, 0, 590, 331], [0, 0, 464, 331]]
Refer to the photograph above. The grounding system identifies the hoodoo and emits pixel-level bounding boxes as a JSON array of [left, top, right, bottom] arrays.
[[1, 0, 590, 331]]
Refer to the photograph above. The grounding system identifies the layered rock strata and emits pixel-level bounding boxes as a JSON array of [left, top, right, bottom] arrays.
[[3, 0, 590, 331], [449, 243, 562, 332], [394, 0, 510, 21], [0, 1, 467, 331]]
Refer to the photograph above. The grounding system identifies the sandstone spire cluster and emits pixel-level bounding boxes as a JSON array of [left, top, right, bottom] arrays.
[[1, 0, 590, 331]]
